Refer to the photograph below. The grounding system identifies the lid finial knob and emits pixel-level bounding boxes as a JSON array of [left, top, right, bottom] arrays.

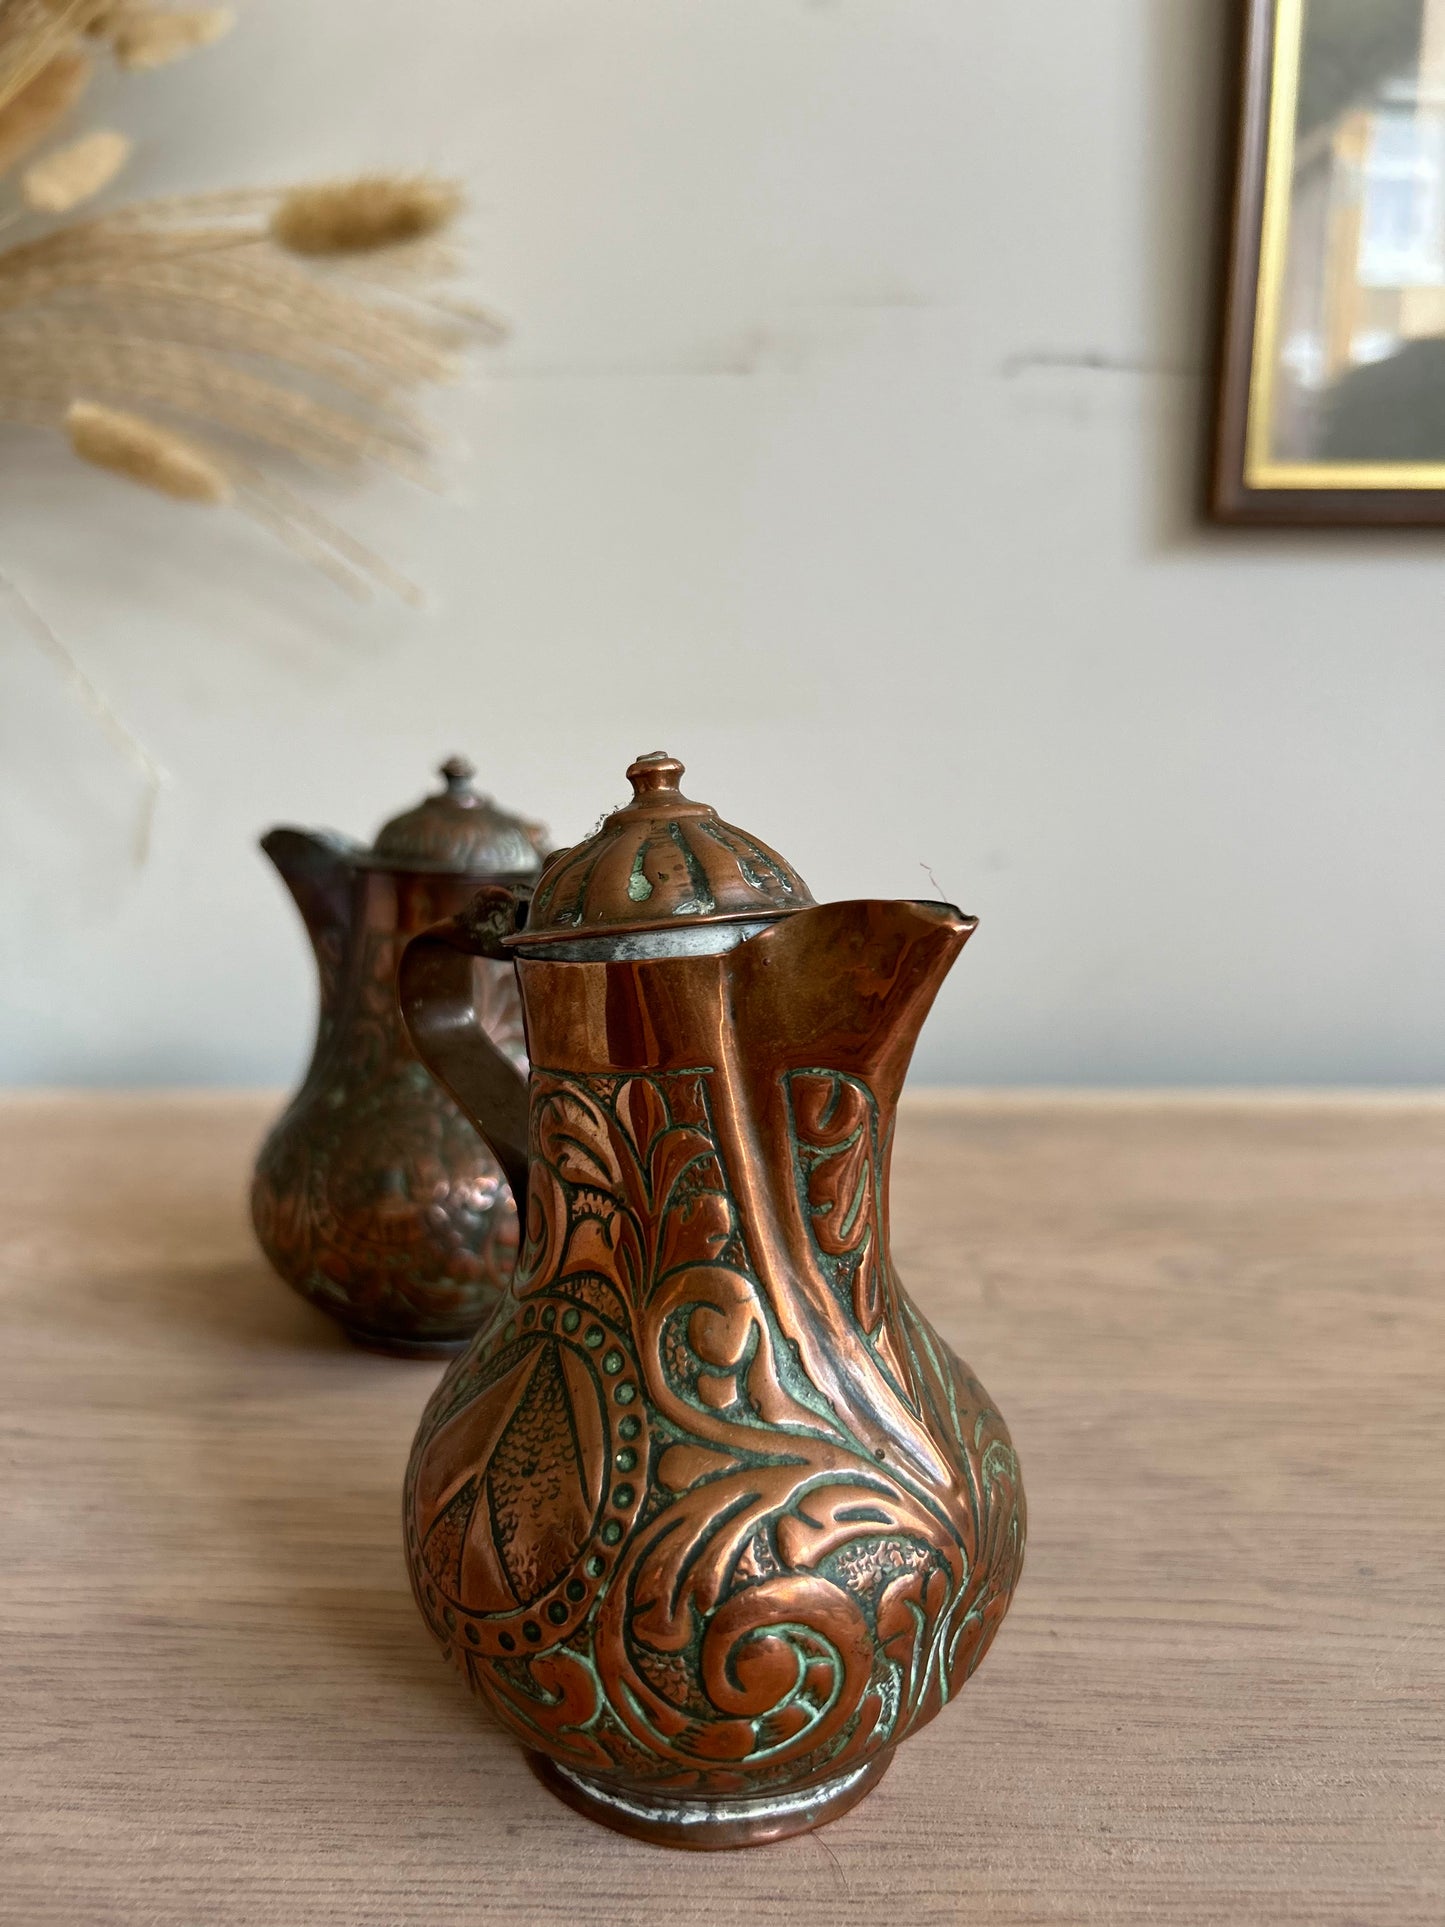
[[627, 751, 685, 799], [439, 755, 476, 793]]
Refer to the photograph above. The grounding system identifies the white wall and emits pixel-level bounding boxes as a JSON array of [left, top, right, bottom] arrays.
[[2, 0, 1442, 1088]]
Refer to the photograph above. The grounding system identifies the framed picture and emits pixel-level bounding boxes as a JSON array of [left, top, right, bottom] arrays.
[[1215, 0, 1445, 524]]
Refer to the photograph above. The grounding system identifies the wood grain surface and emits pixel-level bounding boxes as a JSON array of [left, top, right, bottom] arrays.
[[1, 1092, 1441, 1926]]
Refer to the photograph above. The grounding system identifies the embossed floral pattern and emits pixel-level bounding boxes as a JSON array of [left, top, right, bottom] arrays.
[[406, 1065, 1025, 1794]]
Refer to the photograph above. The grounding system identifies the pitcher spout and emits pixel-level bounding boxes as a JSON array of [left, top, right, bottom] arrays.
[[729, 897, 976, 1104], [261, 828, 358, 954], [261, 828, 361, 1072], [696, 899, 978, 1489]]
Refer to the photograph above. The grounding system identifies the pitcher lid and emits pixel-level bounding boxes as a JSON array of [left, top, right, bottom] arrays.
[[366, 757, 548, 878], [515, 751, 813, 948]]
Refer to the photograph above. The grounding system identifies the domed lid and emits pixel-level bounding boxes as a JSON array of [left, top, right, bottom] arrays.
[[365, 758, 547, 878], [516, 751, 813, 948]]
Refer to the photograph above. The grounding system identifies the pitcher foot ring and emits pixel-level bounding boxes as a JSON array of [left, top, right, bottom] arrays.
[[527, 1748, 893, 1850]]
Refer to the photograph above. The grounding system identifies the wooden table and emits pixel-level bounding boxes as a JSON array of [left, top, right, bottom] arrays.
[[2, 1093, 1441, 1926]]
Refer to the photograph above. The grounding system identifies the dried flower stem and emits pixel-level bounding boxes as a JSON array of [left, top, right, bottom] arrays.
[[0, 559, 168, 866], [0, 46, 90, 174], [1, 332, 438, 473], [0, 2, 103, 109], [1, 301, 439, 410], [232, 467, 423, 606]]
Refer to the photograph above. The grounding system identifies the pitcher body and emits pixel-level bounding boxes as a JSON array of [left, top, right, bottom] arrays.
[[251, 761, 545, 1356], [400, 756, 1025, 1845]]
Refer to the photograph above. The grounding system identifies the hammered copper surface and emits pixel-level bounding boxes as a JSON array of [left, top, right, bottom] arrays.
[[251, 764, 544, 1358], [396, 755, 1025, 1846]]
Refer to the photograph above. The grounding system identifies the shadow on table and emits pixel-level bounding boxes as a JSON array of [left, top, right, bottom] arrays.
[[162, 1254, 356, 1354], [137, 1258, 507, 1743]]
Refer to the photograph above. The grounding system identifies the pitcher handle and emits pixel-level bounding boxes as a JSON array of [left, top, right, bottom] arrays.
[[399, 885, 531, 1210]]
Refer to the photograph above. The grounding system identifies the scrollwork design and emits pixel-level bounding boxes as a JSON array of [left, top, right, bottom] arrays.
[[406, 1064, 1026, 1796]]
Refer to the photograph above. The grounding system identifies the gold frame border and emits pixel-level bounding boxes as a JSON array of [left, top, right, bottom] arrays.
[[1244, 0, 1445, 492]]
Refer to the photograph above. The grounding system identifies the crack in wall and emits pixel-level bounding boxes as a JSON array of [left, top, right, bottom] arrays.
[[998, 350, 1203, 380]]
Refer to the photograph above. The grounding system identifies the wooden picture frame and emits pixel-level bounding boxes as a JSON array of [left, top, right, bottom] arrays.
[[1214, 0, 1445, 524]]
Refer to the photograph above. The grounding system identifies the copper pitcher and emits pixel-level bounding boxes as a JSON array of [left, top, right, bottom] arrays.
[[251, 759, 546, 1357], [398, 753, 1025, 1847]]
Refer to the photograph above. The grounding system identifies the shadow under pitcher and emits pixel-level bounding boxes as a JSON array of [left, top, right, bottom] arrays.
[[398, 753, 1026, 1847], [251, 760, 547, 1357]]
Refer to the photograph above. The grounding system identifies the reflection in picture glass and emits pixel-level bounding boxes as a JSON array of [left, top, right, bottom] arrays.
[[1258, 0, 1445, 470]]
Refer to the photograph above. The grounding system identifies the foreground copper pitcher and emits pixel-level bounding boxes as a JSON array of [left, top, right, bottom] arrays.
[[398, 753, 1025, 1848]]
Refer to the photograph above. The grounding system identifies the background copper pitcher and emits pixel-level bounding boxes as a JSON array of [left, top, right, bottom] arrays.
[[398, 754, 1025, 1846], [251, 759, 546, 1357]]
